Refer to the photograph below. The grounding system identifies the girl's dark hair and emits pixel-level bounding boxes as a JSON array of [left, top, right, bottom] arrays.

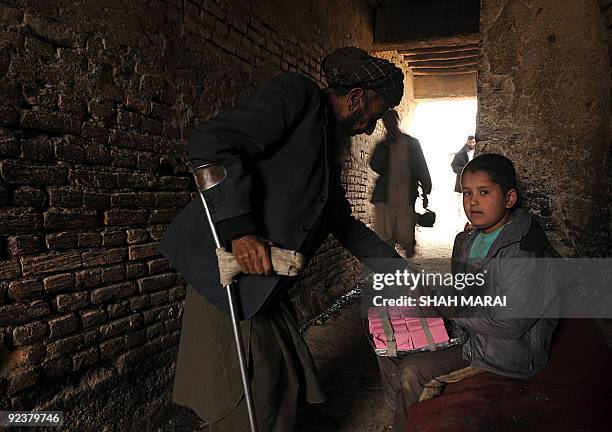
[[462, 153, 517, 194]]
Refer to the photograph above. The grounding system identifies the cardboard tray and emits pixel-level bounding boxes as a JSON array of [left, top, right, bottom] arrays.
[[363, 318, 467, 357]]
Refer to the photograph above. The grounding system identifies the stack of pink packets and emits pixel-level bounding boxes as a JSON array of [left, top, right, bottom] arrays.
[[368, 307, 449, 351]]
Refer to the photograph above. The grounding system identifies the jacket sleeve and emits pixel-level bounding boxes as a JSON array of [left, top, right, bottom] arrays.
[[188, 73, 316, 235], [329, 181, 397, 262], [411, 139, 432, 195], [453, 257, 554, 339], [451, 151, 466, 175], [369, 141, 389, 175]]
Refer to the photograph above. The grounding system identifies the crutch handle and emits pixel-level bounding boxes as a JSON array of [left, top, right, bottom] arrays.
[[216, 246, 305, 287]]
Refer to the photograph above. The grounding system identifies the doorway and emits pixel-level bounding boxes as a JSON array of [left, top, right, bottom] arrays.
[[406, 98, 477, 257]]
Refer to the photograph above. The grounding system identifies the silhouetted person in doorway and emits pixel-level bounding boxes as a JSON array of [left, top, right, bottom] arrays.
[[451, 135, 477, 227], [370, 110, 431, 257], [451, 135, 477, 193]]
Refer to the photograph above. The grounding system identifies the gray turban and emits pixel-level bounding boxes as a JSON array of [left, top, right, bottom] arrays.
[[322, 47, 404, 108]]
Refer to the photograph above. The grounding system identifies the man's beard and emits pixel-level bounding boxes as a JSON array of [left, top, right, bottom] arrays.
[[334, 108, 365, 162], [335, 98, 369, 161], [338, 106, 367, 136]]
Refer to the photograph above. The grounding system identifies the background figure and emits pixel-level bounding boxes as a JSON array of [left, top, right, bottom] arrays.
[[370, 110, 431, 257], [451, 135, 477, 224]]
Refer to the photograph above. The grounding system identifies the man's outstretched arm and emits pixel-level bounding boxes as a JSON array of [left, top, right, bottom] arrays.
[[329, 181, 397, 261]]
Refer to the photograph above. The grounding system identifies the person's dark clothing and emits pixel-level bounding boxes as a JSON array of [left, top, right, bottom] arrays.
[[451, 144, 470, 192], [159, 72, 397, 320], [173, 285, 325, 432], [370, 133, 431, 206]]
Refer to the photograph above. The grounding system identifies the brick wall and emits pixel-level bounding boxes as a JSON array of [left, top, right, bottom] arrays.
[[0, 0, 408, 429]]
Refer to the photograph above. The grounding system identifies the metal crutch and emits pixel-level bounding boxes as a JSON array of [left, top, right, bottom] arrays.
[[192, 162, 259, 432]]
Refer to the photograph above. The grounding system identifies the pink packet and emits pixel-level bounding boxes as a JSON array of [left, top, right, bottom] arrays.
[[410, 325, 450, 349], [406, 318, 445, 332], [369, 322, 383, 333], [373, 331, 413, 350], [396, 331, 413, 350], [369, 321, 409, 334], [373, 333, 387, 349], [368, 316, 382, 333]]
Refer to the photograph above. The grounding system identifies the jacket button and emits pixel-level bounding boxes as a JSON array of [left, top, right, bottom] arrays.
[[318, 194, 327, 202], [301, 224, 310, 232]]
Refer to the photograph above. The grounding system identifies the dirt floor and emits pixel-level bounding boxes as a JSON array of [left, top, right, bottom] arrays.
[[296, 300, 394, 432]]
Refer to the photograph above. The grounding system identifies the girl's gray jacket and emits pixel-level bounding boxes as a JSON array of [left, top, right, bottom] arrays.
[[451, 209, 560, 379]]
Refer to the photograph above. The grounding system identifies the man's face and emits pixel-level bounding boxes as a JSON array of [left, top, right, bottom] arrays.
[[467, 138, 477, 150], [340, 89, 388, 136], [462, 170, 516, 234]]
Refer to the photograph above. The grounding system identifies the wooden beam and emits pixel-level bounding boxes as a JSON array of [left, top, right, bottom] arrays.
[[412, 67, 477, 76], [403, 50, 479, 62], [408, 58, 478, 69], [414, 74, 477, 99], [399, 43, 480, 56], [372, 34, 480, 53], [374, 1, 480, 44]]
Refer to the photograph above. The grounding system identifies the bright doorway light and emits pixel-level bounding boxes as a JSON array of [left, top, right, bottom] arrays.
[[406, 98, 477, 256]]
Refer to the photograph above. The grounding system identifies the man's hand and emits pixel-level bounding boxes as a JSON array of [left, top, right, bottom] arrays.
[[231, 235, 273, 276]]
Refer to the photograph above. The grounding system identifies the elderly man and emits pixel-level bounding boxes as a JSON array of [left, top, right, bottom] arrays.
[[160, 47, 404, 431]]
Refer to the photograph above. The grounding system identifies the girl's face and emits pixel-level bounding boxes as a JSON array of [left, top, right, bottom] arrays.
[[462, 170, 517, 234]]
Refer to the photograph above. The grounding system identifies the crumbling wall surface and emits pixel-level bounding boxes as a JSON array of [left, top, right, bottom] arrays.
[[0, 0, 384, 429], [477, 0, 609, 256]]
